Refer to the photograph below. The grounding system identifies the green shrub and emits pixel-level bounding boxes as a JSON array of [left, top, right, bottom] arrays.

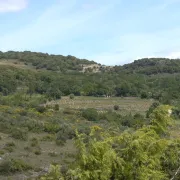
[[41, 135, 55, 142], [146, 102, 160, 118], [24, 146, 32, 152], [44, 123, 60, 133], [36, 106, 46, 113], [54, 104, 59, 111], [55, 139, 65, 146], [11, 128, 28, 141], [69, 94, 75, 99], [34, 149, 41, 155], [0, 159, 32, 175], [39, 165, 63, 179], [0, 150, 5, 155], [140, 91, 149, 99], [19, 110, 28, 116], [30, 137, 39, 147], [82, 108, 98, 121], [113, 105, 119, 111], [55, 123, 75, 146], [4, 142, 16, 153], [6, 142, 16, 147]]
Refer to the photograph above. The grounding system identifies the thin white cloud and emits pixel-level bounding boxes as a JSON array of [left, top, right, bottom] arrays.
[[0, 0, 28, 13], [0, 0, 116, 51]]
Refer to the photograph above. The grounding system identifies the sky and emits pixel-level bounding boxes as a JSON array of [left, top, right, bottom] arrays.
[[0, 0, 180, 65]]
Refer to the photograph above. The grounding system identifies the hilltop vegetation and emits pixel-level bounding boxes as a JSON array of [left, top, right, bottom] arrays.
[[1, 51, 180, 103], [0, 51, 179, 179], [0, 51, 96, 72], [115, 57, 180, 75]]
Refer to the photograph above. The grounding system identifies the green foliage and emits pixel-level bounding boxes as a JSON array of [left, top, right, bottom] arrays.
[[82, 108, 98, 121], [40, 164, 64, 180], [47, 88, 62, 100], [34, 149, 42, 155], [56, 123, 75, 145], [146, 101, 160, 118], [140, 91, 149, 99], [66, 105, 179, 180], [36, 106, 46, 113], [44, 122, 60, 133], [30, 137, 39, 147], [113, 105, 119, 111], [54, 104, 59, 111], [69, 93, 75, 99], [150, 105, 173, 135], [11, 128, 28, 141], [39, 105, 179, 180], [0, 159, 32, 175]]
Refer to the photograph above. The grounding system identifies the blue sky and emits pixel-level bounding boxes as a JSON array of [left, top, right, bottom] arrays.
[[0, 0, 180, 65]]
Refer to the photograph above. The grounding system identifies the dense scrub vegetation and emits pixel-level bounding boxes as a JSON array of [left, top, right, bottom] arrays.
[[116, 57, 180, 75], [1, 53, 180, 103], [0, 51, 96, 72], [40, 106, 180, 180]]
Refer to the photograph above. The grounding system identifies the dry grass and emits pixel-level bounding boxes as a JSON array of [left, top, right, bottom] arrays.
[[0, 132, 76, 180], [47, 96, 153, 115]]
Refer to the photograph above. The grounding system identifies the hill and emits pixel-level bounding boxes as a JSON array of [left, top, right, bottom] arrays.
[[0, 51, 97, 72], [115, 57, 180, 75], [1, 51, 180, 103]]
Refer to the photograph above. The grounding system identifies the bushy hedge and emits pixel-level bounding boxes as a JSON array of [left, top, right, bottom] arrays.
[[82, 108, 98, 121]]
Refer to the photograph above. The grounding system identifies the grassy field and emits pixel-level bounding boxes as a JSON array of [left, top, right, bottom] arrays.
[[0, 131, 76, 180], [48, 96, 154, 115]]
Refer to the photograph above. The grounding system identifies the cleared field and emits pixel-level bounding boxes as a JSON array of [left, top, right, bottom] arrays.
[[48, 96, 154, 115]]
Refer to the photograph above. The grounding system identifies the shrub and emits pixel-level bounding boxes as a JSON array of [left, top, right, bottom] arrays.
[[140, 91, 149, 99], [6, 142, 16, 147], [82, 108, 98, 121], [44, 123, 60, 133], [0, 159, 32, 175], [55, 139, 65, 146], [19, 109, 28, 116], [4, 142, 16, 152], [55, 124, 75, 146], [0, 150, 5, 155], [30, 137, 39, 147], [36, 106, 46, 113], [69, 94, 75, 99], [24, 146, 32, 152], [11, 128, 28, 141], [39, 164, 63, 179], [41, 135, 55, 142], [34, 149, 41, 155], [54, 104, 59, 111], [113, 105, 119, 111], [146, 102, 160, 118]]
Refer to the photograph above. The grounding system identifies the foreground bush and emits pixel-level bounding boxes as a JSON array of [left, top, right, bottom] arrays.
[[41, 105, 180, 180]]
